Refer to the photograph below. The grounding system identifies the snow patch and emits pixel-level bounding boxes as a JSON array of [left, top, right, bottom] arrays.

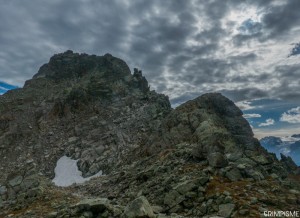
[[52, 155, 102, 187]]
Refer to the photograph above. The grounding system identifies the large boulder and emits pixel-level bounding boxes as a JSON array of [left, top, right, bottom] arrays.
[[208, 152, 228, 168], [123, 196, 155, 218], [218, 203, 235, 218]]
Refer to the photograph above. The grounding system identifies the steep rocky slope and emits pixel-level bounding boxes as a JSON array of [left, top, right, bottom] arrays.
[[0, 51, 299, 218]]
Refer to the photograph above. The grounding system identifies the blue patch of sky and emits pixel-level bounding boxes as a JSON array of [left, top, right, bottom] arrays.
[[0, 81, 18, 94], [288, 42, 300, 57], [238, 19, 262, 35], [242, 98, 300, 129]]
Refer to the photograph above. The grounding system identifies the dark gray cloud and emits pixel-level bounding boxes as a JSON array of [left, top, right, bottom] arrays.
[[165, 52, 258, 87], [221, 88, 269, 102], [232, 32, 263, 47], [262, 1, 300, 39], [271, 64, 300, 101], [170, 92, 202, 108], [0, 0, 300, 107], [233, 1, 300, 45]]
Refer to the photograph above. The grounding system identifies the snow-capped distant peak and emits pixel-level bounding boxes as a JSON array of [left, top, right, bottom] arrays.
[[260, 134, 300, 166]]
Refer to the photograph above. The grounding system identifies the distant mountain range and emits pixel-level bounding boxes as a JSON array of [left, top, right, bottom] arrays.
[[260, 135, 300, 165]]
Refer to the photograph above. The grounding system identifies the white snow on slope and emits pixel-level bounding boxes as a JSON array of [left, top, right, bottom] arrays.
[[52, 155, 102, 187]]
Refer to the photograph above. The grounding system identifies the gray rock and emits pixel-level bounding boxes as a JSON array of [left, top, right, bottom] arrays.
[[151, 205, 164, 214], [169, 205, 182, 213], [164, 190, 185, 208], [251, 155, 271, 165], [76, 198, 111, 214], [223, 196, 233, 204], [21, 176, 40, 190], [239, 209, 249, 215], [82, 211, 93, 218], [174, 180, 197, 195], [68, 136, 79, 143], [270, 173, 279, 179], [7, 188, 16, 200], [208, 152, 228, 168], [123, 196, 155, 218], [199, 202, 207, 215], [26, 187, 40, 198], [226, 152, 242, 162], [207, 217, 225, 218], [218, 203, 235, 218], [250, 197, 258, 204], [244, 169, 265, 181], [225, 168, 242, 182], [237, 164, 246, 170], [289, 189, 300, 195], [8, 175, 23, 187], [235, 157, 257, 167], [89, 163, 100, 175], [0, 185, 7, 195], [47, 212, 58, 218], [95, 146, 105, 155], [199, 176, 210, 186]]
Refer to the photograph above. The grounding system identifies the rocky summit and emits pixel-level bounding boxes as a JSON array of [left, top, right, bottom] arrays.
[[0, 51, 299, 218]]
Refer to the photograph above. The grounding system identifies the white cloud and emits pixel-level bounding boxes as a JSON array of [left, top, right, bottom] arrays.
[[259, 118, 275, 127], [236, 100, 255, 110], [280, 106, 300, 123], [253, 127, 300, 139], [243, 113, 261, 118]]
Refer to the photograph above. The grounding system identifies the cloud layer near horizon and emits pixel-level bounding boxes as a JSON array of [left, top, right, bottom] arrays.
[[1, 0, 300, 106]]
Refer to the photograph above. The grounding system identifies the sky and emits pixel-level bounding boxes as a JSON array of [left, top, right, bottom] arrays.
[[1, 0, 300, 138]]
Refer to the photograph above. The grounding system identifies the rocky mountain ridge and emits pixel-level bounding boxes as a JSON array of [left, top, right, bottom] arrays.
[[0, 51, 299, 218]]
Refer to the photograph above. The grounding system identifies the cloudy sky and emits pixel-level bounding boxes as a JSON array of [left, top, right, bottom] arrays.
[[1, 0, 300, 138]]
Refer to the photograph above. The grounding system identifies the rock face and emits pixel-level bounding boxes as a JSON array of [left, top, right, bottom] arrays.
[[146, 93, 294, 180], [0, 51, 299, 217], [0, 50, 170, 178]]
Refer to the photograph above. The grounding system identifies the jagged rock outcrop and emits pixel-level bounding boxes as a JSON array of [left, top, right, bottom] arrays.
[[0, 51, 299, 218], [0, 51, 171, 214], [140, 93, 295, 185], [0, 50, 170, 176]]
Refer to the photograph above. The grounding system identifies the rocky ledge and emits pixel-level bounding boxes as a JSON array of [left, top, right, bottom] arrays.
[[0, 51, 299, 218]]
